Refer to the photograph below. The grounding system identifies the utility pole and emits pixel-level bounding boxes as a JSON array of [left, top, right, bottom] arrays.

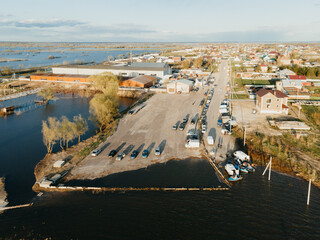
[[307, 179, 312, 206], [262, 156, 272, 181], [243, 126, 246, 147]]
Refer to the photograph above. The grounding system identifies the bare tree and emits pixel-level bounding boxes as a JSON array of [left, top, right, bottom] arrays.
[[38, 88, 55, 104], [42, 117, 60, 153]]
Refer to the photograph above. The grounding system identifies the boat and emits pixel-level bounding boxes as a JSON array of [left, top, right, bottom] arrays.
[[229, 174, 242, 182], [225, 163, 240, 176], [243, 161, 256, 173]]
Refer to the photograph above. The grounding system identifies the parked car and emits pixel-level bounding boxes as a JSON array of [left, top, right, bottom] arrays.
[[91, 149, 101, 157], [129, 110, 135, 115], [217, 118, 223, 127], [202, 125, 207, 133], [155, 147, 161, 156], [130, 150, 138, 159], [191, 116, 198, 124], [183, 115, 189, 123], [108, 150, 117, 158], [142, 149, 149, 158], [116, 152, 125, 161], [179, 122, 186, 130], [221, 128, 232, 135], [172, 122, 179, 130]]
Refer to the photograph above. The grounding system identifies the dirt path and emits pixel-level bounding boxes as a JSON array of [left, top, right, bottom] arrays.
[[0, 178, 8, 208]]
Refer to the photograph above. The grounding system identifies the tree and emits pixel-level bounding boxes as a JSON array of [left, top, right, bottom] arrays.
[[193, 57, 203, 68], [38, 88, 55, 104], [88, 72, 119, 95], [90, 93, 119, 132], [181, 59, 191, 69], [42, 117, 60, 154], [73, 114, 88, 143], [89, 73, 119, 132]]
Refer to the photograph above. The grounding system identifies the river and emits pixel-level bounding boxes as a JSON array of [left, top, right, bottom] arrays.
[[1, 94, 320, 239], [0, 94, 136, 205]]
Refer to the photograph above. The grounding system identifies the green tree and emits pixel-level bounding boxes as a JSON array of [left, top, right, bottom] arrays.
[[73, 114, 88, 143], [38, 88, 55, 104], [89, 73, 119, 132]]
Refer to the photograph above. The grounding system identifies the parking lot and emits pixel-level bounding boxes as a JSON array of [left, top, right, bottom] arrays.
[[68, 90, 208, 180]]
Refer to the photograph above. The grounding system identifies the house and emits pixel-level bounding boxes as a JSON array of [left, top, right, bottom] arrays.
[[167, 79, 193, 94], [119, 75, 157, 88], [256, 88, 288, 114], [260, 64, 268, 73]]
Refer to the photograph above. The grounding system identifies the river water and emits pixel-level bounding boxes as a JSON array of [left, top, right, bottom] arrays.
[[0, 47, 158, 69], [0, 94, 136, 205], [1, 95, 320, 239]]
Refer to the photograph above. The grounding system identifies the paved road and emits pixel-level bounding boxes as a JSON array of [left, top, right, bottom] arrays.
[[203, 60, 235, 162]]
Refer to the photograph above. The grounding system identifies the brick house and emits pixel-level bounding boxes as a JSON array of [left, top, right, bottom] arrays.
[[256, 88, 289, 114]]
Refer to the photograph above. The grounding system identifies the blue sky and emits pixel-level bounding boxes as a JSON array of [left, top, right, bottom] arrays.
[[1, 0, 320, 42]]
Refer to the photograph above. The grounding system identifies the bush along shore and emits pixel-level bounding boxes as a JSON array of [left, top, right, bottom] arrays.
[[232, 127, 320, 188]]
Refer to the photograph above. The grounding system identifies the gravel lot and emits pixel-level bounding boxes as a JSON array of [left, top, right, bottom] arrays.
[[68, 90, 208, 180]]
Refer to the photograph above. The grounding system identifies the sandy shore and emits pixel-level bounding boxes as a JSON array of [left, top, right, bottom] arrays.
[[0, 178, 8, 208]]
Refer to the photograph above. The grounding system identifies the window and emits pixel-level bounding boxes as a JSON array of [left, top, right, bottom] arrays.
[[41, 78, 47, 80], [121, 73, 127, 76], [266, 98, 271, 103], [57, 79, 63, 81], [151, 74, 156, 76], [139, 73, 144, 76], [267, 104, 271, 108], [74, 80, 79, 82], [277, 99, 279, 101]]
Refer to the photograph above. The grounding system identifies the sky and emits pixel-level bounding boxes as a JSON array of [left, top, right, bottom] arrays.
[[1, 0, 320, 42]]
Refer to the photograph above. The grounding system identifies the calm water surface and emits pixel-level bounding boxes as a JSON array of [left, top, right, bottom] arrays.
[[0, 94, 136, 205], [1, 94, 320, 239]]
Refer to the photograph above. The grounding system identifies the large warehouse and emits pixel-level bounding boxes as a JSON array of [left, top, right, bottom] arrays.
[[30, 73, 89, 83], [52, 62, 171, 79]]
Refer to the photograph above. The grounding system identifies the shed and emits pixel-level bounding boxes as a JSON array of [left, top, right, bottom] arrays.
[[119, 75, 157, 88], [167, 79, 193, 94]]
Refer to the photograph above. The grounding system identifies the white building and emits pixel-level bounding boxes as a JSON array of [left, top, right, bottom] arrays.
[[52, 62, 172, 79], [167, 79, 193, 94]]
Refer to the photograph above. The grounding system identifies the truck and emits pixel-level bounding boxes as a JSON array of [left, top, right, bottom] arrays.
[[207, 136, 214, 145], [185, 139, 200, 148]]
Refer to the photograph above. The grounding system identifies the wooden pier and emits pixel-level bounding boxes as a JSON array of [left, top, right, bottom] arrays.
[[0, 203, 33, 212]]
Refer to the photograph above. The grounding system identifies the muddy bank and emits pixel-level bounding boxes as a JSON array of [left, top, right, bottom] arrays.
[[0, 178, 8, 208]]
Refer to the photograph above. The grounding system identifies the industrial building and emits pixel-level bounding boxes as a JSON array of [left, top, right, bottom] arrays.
[[30, 73, 89, 83], [52, 62, 172, 79], [119, 75, 157, 88]]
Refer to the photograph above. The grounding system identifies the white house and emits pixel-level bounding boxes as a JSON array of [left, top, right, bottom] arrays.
[[167, 79, 194, 94]]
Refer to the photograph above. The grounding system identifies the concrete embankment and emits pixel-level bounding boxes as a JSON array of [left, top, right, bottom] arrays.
[[33, 184, 229, 193]]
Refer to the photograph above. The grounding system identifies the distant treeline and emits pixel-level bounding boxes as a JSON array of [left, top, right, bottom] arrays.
[[280, 65, 320, 78]]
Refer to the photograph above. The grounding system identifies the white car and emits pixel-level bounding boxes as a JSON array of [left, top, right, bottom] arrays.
[[116, 152, 126, 161], [91, 149, 101, 157], [221, 128, 232, 135], [155, 147, 161, 155], [202, 125, 207, 133]]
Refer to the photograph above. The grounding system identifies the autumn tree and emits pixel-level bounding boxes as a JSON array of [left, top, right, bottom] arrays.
[[38, 88, 55, 104], [181, 59, 191, 69], [89, 73, 119, 132], [73, 114, 88, 143], [42, 117, 60, 153], [193, 57, 203, 68]]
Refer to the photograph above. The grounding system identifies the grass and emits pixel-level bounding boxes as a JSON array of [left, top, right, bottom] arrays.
[[231, 93, 249, 99]]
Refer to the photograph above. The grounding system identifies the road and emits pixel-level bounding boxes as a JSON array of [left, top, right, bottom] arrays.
[[203, 60, 236, 162]]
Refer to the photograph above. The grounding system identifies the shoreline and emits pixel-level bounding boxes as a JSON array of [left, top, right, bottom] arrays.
[[0, 178, 8, 208]]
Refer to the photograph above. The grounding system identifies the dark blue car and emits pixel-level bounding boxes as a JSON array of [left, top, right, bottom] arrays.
[[217, 118, 223, 127]]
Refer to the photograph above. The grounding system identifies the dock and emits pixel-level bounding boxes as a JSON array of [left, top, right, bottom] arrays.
[[0, 203, 33, 212]]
